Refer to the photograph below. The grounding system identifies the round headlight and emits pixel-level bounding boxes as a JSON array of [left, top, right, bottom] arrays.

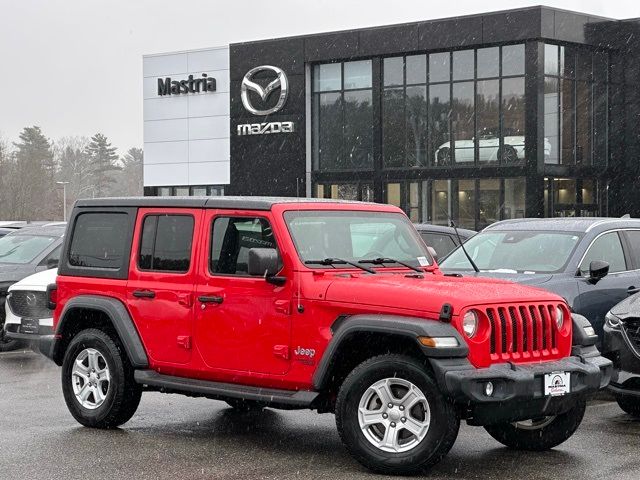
[[462, 310, 479, 338], [555, 306, 564, 329]]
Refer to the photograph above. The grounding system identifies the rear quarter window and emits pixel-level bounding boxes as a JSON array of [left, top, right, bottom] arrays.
[[68, 213, 130, 269]]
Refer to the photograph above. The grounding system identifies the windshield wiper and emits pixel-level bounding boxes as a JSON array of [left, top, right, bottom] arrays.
[[359, 257, 423, 273], [305, 258, 377, 274]]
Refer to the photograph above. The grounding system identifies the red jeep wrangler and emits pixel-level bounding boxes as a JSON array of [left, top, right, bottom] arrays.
[[33, 197, 611, 474]]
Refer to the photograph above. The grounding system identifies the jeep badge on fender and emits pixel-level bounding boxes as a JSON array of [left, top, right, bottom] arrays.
[[27, 196, 611, 476]]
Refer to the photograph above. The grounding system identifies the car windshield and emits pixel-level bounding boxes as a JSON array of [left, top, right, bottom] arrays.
[[284, 210, 432, 269], [0, 234, 57, 264], [440, 230, 582, 274]]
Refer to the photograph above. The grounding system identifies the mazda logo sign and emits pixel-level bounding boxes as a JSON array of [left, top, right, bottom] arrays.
[[241, 65, 288, 116], [26, 293, 37, 307]]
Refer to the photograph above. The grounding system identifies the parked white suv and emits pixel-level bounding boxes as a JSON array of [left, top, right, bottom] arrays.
[[3, 268, 57, 348]]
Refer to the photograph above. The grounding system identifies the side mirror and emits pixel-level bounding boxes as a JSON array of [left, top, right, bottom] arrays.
[[248, 248, 285, 285], [46, 258, 59, 269], [427, 246, 438, 263], [588, 260, 609, 283]]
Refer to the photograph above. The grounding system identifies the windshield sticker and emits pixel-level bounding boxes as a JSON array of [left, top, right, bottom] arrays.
[[417, 256, 429, 267]]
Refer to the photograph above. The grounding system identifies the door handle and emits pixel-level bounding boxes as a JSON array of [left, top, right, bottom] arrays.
[[133, 290, 156, 299], [198, 295, 224, 304], [628, 286, 640, 295]]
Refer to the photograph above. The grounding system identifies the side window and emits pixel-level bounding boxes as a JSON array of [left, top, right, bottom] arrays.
[[69, 213, 129, 269], [210, 217, 278, 275], [138, 214, 194, 273], [420, 232, 457, 259], [40, 245, 61, 267], [624, 230, 640, 268], [580, 232, 627, 275]]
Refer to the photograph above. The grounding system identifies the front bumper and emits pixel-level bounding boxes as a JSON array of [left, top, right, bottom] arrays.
[[430, 347, 612, 426], [602, 322, 640, 397]]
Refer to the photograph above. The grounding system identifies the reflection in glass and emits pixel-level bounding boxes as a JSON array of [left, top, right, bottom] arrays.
[[313, 63, 341, 91], [576, 49, 592, 81], [458, 179, 475, 229], [561, 45, 575, 78], [409, 182, 420, 222], [453, 50, 474, 81], [452, 82, 475, 164], [476, 80, 499, 164], [344, 90, 373, 168], [502, 44, 525, 76], [383, 88, 404, 167], [582, 179, 595, 204], [344, 60, 372, 89], [544, 44, 559, 76], [406, 55, 427, 84], [384, 57, 404, 86], [429, 84, 451, 166], [316, 92, 342, 170], [406, 85, 427, 167], [504, 178, 526, 219], [331, 184, 359, 200], [478, 179, 500, 229], [544, 77, 559, 164], [501, 77, 525, 164], [386, 183, 401, 207], [429, 52, 450, 83], [554, 178, 577, 206], [431, 180, 452, 226], [477, 47, 499, 78]]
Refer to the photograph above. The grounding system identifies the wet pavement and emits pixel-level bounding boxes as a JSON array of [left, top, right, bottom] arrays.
[[1, 350, 639, 480]]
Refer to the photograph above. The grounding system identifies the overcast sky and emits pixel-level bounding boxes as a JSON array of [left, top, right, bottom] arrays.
[[2, 0, 640, 154]]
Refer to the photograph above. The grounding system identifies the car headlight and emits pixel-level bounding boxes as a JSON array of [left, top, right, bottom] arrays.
[[555, 306, 564, 329], [462, 310, 479, 338], [605, 312, 622, 329]]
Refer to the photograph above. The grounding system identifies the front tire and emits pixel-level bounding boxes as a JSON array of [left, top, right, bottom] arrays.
[[484, 400, 586, 450], [335, 354, 459, 475], [615, 394, 640, 417], [61, 328, 142, 428]]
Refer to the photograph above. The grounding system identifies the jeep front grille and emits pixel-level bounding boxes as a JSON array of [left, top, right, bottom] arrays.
[[7, 291, 51, 319], [484, 303, 559, 360]]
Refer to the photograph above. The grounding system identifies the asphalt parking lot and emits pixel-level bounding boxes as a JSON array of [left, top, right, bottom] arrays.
[[2, 350, 639, 480]]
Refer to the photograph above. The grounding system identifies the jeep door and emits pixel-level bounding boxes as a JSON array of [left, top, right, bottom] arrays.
[[194, 211, 292, 375], [575, 230, 640, 343], [127, 209, 201, 365]]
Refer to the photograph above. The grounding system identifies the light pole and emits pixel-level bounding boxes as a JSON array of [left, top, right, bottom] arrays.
[[56, 181, 70, 221]]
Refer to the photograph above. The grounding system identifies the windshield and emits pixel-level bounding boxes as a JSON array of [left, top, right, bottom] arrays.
[[284, 211, 432, 269], [0, 234, 58, 264], [440, 230, 582, 274]]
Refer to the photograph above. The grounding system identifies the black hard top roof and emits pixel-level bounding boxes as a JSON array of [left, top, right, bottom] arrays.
[[74, 196, 381, 210], [8, 224, 66, 237]]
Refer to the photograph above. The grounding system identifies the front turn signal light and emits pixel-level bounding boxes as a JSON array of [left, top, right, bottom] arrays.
[[418, 336, 459, 348]]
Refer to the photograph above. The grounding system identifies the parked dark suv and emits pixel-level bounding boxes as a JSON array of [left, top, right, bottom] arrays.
[[603, 293, 640, 416], [0, 224, 65, 351], [440, 217, 640, 346]]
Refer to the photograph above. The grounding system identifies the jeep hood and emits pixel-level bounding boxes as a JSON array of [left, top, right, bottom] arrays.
[[323, 273, 563, 316]]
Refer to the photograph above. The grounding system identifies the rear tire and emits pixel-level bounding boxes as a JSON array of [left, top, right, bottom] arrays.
[[335, 354, 459, 475], [61, 328, 142, 428], [484, 400, 586, 450], [615, 394, 640, 417]]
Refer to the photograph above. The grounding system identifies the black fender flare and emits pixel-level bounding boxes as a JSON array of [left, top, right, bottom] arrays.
[[52, 295, 149, 368], [312, 314, 468, 390]]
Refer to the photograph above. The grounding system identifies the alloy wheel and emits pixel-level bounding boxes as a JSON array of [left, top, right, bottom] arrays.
[[358, 377, 431, 453], [71, 348, 111, 409]]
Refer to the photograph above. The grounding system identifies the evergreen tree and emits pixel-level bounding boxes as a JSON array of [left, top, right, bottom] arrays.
[[85, 133, 121, 197], [120, 147, 143, 196], [11, 126, 56, 220]]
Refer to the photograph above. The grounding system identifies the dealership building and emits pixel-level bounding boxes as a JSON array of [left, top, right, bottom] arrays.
[[142, 6, 640, 230]]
